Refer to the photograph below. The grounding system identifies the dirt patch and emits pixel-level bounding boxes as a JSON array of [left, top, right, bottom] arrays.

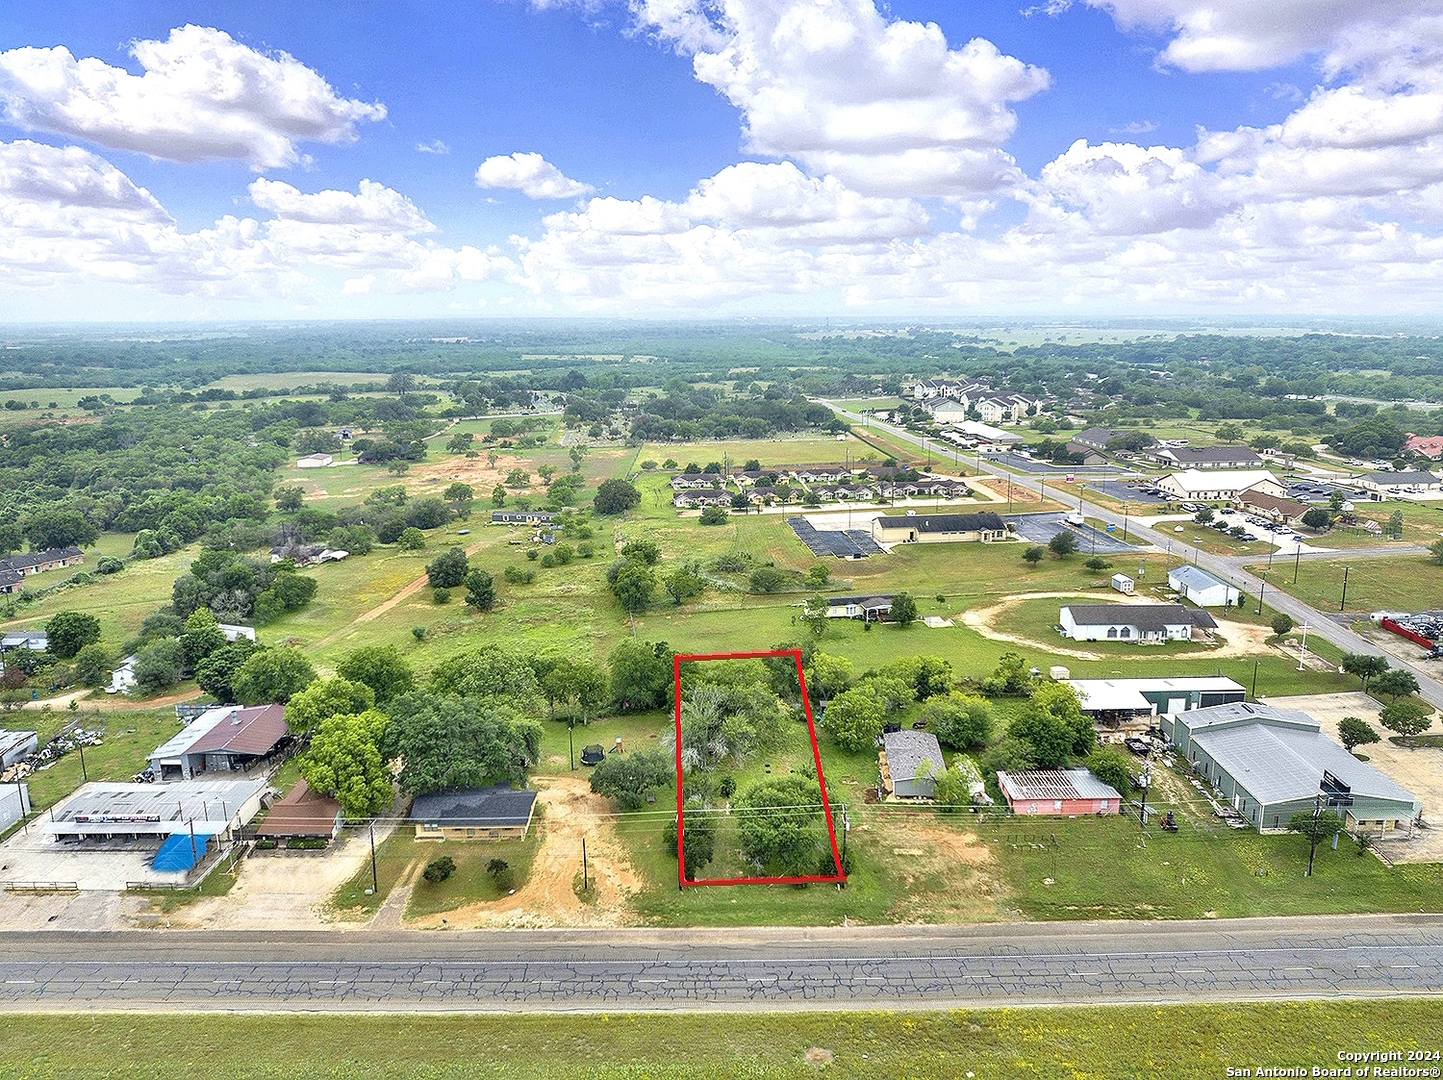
[[411, 450, 540, 498], [1268, 692, 1443, 863], [160, 827, 398, 930], [852, 812, 998, 923], [412, 774, 640, 928], [804, 1047, 835, 1066], [963, 592, 1280, 661]]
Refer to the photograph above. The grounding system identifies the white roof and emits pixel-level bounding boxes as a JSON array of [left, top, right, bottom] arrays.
[[1162, 469, 1279, 493], [1192, 722, 1421, 809], [1168, 565, 1230, 591], [46, 779, 267, 835], [949, 419, 1022, 441], [1069, 677, 1246, 712]]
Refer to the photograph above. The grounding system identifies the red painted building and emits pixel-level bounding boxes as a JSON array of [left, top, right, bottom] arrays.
[[998, 768, 1122, 816]]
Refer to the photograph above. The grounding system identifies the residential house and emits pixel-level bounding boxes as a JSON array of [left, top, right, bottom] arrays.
[[669, 474, 720, 490], [147, 704, 290, 781], [1156, 469, 1285, 501], [411, 785, 539, 840], [107, 655, 137, 694], [673, 491, 733, 509], [974, 392, 1041, 424], [1161, 702, 1422, 833], [824, 594, 894, 621], [491, 510, 556, 525], [0, 569, 21, 595], [870, 511, 1008, 545], [1150, 445, 1264, 470], [997, 769, 1122, 815], [880, 730, 946, 799], [1059, 603, 1218, 643], [1167, 565, 1240, 607], [0, 546, 83, 577], [1236, 488, 1308, 525]]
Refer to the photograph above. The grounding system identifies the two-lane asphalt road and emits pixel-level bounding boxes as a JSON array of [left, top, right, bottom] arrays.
[[823, 402, 1443, 711], [1, 918, 1440, 1010]]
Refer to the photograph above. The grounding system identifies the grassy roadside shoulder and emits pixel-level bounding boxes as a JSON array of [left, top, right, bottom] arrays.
[[3, 1003, 1440, 1079]]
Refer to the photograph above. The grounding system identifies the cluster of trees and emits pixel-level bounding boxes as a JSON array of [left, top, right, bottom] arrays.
[[623, 380, 845, 443], [170, 550, 318, 625], [291, 645, 543, 817], [425, 547, 496, 611]]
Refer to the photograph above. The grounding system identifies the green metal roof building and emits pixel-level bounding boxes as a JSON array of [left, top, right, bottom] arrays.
[[1162, 702, 1422, 834]]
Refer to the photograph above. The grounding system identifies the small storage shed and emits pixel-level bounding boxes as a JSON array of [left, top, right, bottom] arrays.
[[1110, 573, 1134, 595]]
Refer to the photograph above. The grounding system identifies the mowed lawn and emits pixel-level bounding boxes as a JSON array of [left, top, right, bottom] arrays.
[[4, 1003, 1440, 1079], [992, 812, 1443, 920], [1251, 551, 1443, 616]]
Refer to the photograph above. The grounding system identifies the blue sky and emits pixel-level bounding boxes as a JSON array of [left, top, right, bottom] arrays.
[[0, 0, 1439, 319]]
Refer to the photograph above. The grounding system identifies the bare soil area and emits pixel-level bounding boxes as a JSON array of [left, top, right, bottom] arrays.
[[163, 827, 397, 930], [963, 592, 1276, 661], [852, 812, 1000, 923], [409, 774, 641, 929], [1267, 692, 1443, 863]]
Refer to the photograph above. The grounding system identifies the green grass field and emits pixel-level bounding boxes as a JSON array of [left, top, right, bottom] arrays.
[[637, 432, 880, 469], [10, 710, 179, 815], [3, 1003, 1439, 1079], [1250, 552, 1443, 615], [994, 810, 1443, 919]]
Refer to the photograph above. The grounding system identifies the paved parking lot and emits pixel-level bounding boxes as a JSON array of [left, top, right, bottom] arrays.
[[1088, 479, 1169, 503], [0, 831, 188, 891], [1006, 511, 1140, 554]]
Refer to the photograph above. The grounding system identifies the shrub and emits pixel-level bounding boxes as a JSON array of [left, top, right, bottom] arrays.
[[504, 566, 536, 584], [422, 856, 456, 883], [486, 857, 514, 891], [433, 587, 452, 604], [411, 626, 428, 641]]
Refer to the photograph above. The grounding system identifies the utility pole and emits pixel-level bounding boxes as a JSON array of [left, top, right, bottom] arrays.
[[1251, 658, 1260, 700], [1138, 763, 1151, 828], [1293, 538, 1302, 584], [1306, 795, 1322, 877], [582, 836, 589, 892], [1256, 574, 1266, 616], [839, 804, 849, 882], [369, 822, 378, 894], [76, 739, 87, 783], [1339, 565, 1350, 612]]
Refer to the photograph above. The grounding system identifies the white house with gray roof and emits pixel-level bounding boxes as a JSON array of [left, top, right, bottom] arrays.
[[1060, 603, 1217, 643], [1161, 702, 1421, 833]]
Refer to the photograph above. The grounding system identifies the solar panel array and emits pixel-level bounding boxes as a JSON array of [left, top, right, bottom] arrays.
[[787, 517, 869, 558], [845, 530, 883, 554]]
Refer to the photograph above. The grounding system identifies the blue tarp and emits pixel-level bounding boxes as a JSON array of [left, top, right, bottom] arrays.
[[152, 831, 213, 872]]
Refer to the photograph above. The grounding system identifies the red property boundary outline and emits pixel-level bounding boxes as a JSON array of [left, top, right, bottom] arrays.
[[673, 649, 847, 887]]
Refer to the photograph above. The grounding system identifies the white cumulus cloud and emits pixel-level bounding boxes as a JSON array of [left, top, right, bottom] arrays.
[[0, 25, 385, 169], [633, 0, 1048, 199], [475, 152, 594, 199]]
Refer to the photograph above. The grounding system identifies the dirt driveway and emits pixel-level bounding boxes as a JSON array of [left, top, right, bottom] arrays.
[[411, 774, 641, 929], [963, 592, 1274, 661], [1267, 692, 1443, 863]]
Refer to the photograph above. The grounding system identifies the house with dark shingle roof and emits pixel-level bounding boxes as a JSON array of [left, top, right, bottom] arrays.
[[1059, 603, 1217, 643], [410, 785, 538, 840], [0, 546, 83, 577]]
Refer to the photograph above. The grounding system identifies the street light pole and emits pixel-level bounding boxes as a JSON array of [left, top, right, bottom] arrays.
[[1256, 575, 1266, 616]]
